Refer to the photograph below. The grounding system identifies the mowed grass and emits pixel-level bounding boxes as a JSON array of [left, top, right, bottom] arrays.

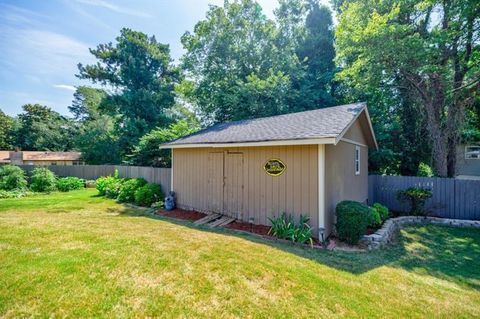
[[1, 189, 480, 318]]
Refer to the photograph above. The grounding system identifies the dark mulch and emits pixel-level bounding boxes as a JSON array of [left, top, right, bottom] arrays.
[[156, 209, 207, 221], [225, 221, 272, 236]]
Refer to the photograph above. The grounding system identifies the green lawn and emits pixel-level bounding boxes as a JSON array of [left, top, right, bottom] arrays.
[[1, 189, 479, 318]]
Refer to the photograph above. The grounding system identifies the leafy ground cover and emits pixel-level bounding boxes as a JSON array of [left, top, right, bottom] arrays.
[[0, 189, 479, 318]]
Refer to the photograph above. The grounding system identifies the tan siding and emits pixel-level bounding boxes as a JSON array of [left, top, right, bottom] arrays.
[[173, 145, 319, 231], [324, 141, 369, 236]]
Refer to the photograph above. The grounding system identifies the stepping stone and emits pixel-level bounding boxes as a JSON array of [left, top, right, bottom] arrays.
[[214, 217, 235, 227], [194, 213, 221, 225], [208, 216, 235, 228]]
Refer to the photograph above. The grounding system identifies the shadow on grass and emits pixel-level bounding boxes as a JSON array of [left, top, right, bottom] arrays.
[[113, 204, 480, 290]]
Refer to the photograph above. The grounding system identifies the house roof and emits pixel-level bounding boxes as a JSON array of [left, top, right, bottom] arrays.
[[0, 151, 10, 163], [0, 151, 82, 162], [23, 151, 82, 161], [161, 103, 377, 149]]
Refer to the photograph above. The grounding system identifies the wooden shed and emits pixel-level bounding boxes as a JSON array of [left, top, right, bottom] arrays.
[[161, 103, 377, 239]]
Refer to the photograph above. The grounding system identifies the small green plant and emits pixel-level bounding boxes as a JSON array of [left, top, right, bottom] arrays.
[[397, 187, 432, 216], [134, 183, 163, 207], [268, 213, 313, 246], [372, 203, 390, 222], [117, 178, 147, 203], [105, 178, 125, 199], [56, 177, 85, 192], [336, 200, 373, 245], [0, 189, 31, 199], [30, 167, 57, 192], [0, 165, 28, 191], [151, 200, 165, 209], [369, 208, 382, 228], [417, 162, 433, 177], [96, 176, 118, 196]]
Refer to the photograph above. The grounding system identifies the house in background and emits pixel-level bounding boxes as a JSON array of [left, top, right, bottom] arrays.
[[456, 144, 480, 180], [0, 151, 83, 166], [161, 103, 378, 239]]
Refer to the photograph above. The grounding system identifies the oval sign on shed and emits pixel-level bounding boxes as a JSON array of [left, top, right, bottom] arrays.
[[264, 159, 286, 176]]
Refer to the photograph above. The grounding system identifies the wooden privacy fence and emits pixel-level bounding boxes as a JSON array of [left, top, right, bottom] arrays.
[[18, 165, 171, 194], [369, 175, 480, 220]]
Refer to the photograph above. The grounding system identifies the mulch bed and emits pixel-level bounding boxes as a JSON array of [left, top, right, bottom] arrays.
[[224, 221, 272, 236], [155, 208, 207, 221]]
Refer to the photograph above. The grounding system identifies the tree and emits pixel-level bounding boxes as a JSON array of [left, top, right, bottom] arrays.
[[77, 28, 180, 154], [128, 120, 199, 167], [14, 104, 77, 151], [181, 0, 296, 123], [336, 0, 480, 176], [0, 110, 15, 149], [74, 116, 121, 164], [276, 0, 337, 109], [69, 86, 107, 122]]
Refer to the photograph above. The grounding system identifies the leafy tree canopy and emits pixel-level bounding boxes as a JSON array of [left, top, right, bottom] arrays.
[[78, 28, 181, 154]]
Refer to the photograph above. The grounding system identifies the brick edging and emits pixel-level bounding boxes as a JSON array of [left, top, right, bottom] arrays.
[[360, 216, 480, 250]]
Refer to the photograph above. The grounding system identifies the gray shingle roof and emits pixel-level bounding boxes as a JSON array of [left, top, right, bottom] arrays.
[[164, 103, 366, 146]]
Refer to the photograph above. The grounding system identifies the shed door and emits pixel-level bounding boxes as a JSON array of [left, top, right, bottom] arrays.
[[207, 152, 224, 213], [223, 152, 244, 218]]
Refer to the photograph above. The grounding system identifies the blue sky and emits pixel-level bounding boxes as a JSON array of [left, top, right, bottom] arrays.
[[0, 0, 328, 116]]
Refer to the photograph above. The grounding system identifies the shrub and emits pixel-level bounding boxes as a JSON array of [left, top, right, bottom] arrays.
[[105, 178, 125, 199], [0, 165, 28, 191], [268, 213, 313, 245], [369, 208, 382, 228], [417, 162, 433, 177], [134, 183, 163, 207], [336, 200, 373, 245], [151, 200, 164, 209], [0, 189, 31, 199], [30, 167, 57, 192], [397, 187, 432, 216], [96, 176, 119, 196], [117, 178, 147, 203], [372, 203, 390, 222], [56, 177, 85, 192]]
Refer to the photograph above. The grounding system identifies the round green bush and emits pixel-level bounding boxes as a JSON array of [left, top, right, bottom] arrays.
[[56, 177, 85, 192], [372, 203, 390, 222], [0, 165, 28, 190], [30, 167, 57, 192], [134, 183, 163, 207], [105, 178, 125, 199], [96, 176, 119, 196], [336, 200, 373, 245], [117, 178, 147, 203]]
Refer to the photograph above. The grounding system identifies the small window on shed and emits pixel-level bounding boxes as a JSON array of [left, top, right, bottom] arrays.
[[465, 146, 480, 159], [51, 162, 57, 166], [355, 146, 360, 175]]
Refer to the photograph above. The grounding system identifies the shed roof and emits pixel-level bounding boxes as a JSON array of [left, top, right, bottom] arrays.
[[162, 103, 377, 149]]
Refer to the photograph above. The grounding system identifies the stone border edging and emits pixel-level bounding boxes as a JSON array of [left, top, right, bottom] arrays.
[[360, 216, 480, 250]]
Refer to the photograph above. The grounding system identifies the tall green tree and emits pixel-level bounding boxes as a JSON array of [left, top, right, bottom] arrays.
[[14, 104, 77, 151], [276, 0, 336, 108], [74, 116, 121, 164], [336, 0, 480, 176], [77, 28, 180, 154], [69, 86, 107, 122], [181, 0, 295, 123], [70, 86, 121, 164], [0, 110, 15, 150]]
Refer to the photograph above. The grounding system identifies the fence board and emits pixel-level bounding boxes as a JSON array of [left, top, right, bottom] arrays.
[[17, 164, 171, 194], [369, 175, 480, 220]]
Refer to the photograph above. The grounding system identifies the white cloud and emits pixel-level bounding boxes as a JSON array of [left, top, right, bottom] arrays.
[[53, 84, 76, 91], [74, 0, 152, 18]]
